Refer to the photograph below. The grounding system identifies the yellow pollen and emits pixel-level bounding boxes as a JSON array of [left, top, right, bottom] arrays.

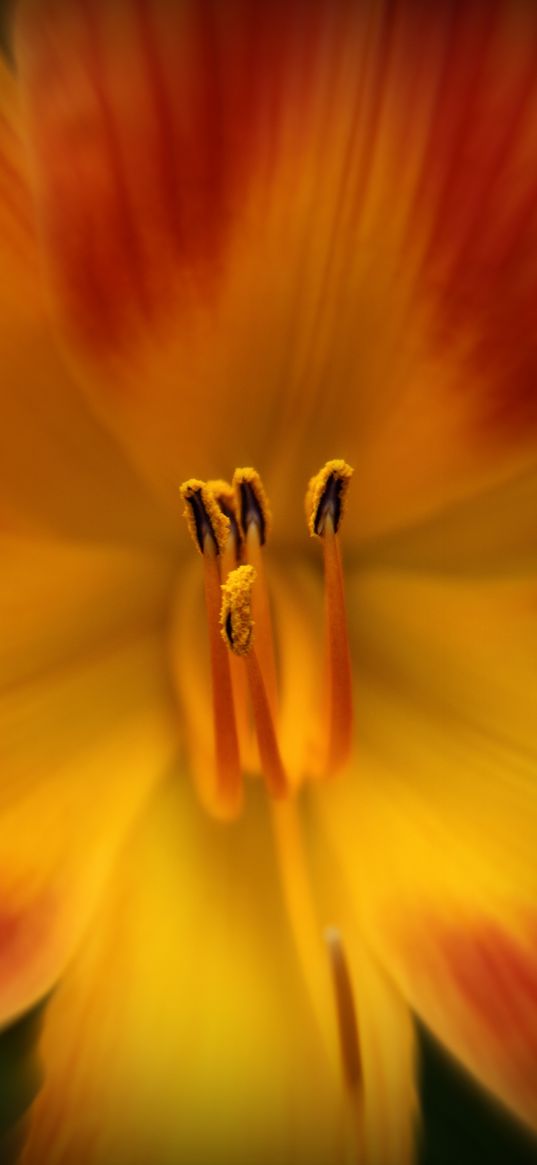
[[306, 459, 353, 538], [232, 466, 272, 544], [180, 478, 230, 555], [220, 565, 288, 800], [220, 564, 256, 657], [206, 479, 242, 555]]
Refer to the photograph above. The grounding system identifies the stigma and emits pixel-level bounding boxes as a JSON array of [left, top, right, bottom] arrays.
[[180, 461, 354, 819]]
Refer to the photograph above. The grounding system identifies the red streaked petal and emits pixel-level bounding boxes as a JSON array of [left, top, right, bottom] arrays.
[[392, 915, 537, 1128], [315, 565, 537, 1130], [15, 0, 276, 350], [14, 0, 537, 541], [0, 54, 174, 544]]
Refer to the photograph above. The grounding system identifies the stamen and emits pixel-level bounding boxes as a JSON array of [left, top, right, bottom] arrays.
[[306, 458, 353, 538], [221, 566, 288, 799], [233, 466, 272, 546], [324, 927, 362, 1094], [206, 479, 253, 769], [306, 461, 354, 775], [232, 467, 278, 715], [181, 478, 230, 556], [180, 480, 242, 819], [206, 479, 242, 566]]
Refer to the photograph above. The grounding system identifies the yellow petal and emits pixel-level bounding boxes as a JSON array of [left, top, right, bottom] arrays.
[[317, 565, 537, 1130], [14, 1, 537, 539], [354, 946, 418, 1165], [22, 779, 344, 1165], [0, 536, 173, 688], [0, 624, 177, 1024]]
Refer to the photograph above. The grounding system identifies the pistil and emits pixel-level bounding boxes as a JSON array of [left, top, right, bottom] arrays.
[[180, 479, 243, 819], [324, 927, 363, 1161]]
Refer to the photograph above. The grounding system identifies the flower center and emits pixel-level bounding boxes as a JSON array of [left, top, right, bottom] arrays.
[[179, 460, 353, 822]]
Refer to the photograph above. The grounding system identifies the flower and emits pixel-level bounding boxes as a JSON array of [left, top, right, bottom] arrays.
[[1, 0, 537, 1161]]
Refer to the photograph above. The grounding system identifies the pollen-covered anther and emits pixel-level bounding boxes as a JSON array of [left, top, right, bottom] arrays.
[[207, 479, 242, 556], [232, 467, 272, 545], [180, 478, 230, 555], [221, 565, 288, 800], [220, 564, 256, 657], [306, 460, 354, 776], [306, 459, 353, 538]]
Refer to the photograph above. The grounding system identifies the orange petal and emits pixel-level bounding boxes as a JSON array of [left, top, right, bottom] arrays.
[[0, 536, 177, 1023], [14, 0, 537, 539], [316, 566, 537, 1131], [0, 55, 172, 544]]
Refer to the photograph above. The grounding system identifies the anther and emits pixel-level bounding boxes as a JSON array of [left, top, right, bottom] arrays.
[[232, 468, 278, 715], [180, 479, 242, 819], [306, 460, 354, 775], [207, 479, 242, 562], [233, 467, 272, 545], [220, 564, 256, 656], [221, 566, 288, 799], [181, 478, 230, 556], [306, 459, 353, 538]]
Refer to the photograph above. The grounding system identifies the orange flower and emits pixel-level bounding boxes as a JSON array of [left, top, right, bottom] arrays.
[[1, 1, 537, 1161]]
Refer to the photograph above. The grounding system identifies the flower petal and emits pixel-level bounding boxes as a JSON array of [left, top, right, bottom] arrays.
[[0, 55, 172, 544], [14, 0, 537, 539], [317, 566, 537, 1130], [0, 536, 173, 688], [21, 779, 344, 1165], [0, 616, 177, 1023]]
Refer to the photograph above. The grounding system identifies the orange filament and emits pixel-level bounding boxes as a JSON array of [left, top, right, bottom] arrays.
[[180, 481, 242, 819], [322, 518, 353, 772], [307, 461, 354, 775], [245, 650, 288, 798], [221, 565, 288, 799], [233, 468, 278, 717]]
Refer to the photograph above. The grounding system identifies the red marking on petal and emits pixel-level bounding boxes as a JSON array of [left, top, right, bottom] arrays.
[[16, 0, 315, 352], [410, 2, 537, 446], [0, 887, 60, 1019], [396, 914, 537, 1122]]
